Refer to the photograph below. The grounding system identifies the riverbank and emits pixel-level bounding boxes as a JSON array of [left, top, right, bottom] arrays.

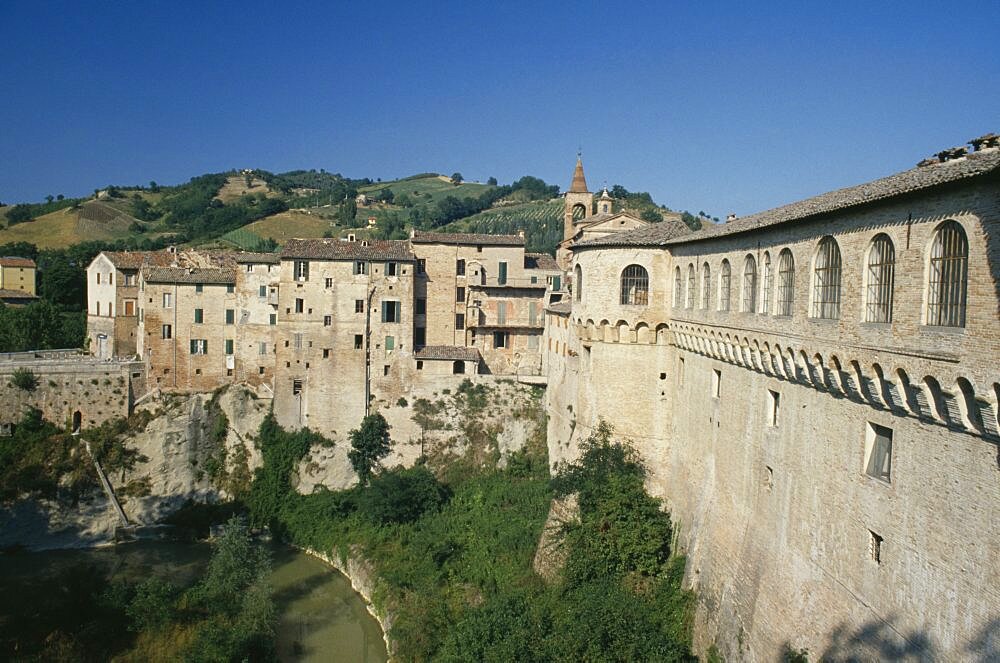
[[300, 546, 396, 662]]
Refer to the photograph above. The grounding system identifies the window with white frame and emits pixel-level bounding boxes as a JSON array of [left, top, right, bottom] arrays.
[[718, 260, 731, 312], [864, 422, 893, 483], [294, 260, 309, 281]]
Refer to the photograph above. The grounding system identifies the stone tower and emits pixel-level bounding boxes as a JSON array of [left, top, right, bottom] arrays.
[[564, 157, 593, 242], [560, 156, 594, 269]]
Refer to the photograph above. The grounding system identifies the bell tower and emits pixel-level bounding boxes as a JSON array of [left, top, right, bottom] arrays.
[[563, 154, 593, 249]]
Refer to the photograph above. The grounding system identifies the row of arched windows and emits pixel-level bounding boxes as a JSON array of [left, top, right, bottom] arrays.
[[670, 220, 969, 326]]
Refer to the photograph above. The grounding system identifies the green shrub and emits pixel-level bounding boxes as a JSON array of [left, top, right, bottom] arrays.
[[357, 466, 447, 524], [11, 367, 39, 391]]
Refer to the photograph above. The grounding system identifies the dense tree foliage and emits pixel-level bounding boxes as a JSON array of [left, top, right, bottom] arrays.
[[348, 412, 393, 486]]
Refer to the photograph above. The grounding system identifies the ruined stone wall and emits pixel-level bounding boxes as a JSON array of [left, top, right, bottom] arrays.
[[0, 354, 142, 430], [545, 180, 1000, 660]]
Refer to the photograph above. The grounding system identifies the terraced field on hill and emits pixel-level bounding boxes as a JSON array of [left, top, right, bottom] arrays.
[[438, 198, 565, 254], [0, 201, 142, 248]]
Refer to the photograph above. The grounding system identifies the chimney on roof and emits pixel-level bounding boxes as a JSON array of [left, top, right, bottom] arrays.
[[726, 213, 737, 223], [969, 133, 999, 152], [347, 233, 356, 242], [936, 146, 968, 163]]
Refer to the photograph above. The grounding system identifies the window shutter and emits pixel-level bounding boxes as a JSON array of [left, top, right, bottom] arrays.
[[190, 339, 197, 354]]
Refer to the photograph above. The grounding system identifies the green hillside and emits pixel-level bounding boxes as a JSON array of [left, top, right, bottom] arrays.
[[438, 199, 565, 254]]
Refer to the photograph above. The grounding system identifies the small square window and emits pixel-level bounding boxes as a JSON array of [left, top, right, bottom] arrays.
[[325, 278, 333, 288], [258, 366, 265, 374], [226, 284, 234, 293], [383, 365, 390, 376], [195, 368, 202, 375], [417, 360, 423, 370], [195, 284, 203, 293], [226, 368, 233, 376], [324, 315, 332, 326], [323, 348, 330, 358], [354, 334, 363, 349], [295, 298, 304, 313], [659, 372, 666, 380], [258, 285, 267, 298]]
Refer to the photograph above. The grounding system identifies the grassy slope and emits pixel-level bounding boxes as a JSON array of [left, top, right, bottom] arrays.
[[219, 210, 331, 248], [215, 175, 275, 203], [0, 201, 142, 249]]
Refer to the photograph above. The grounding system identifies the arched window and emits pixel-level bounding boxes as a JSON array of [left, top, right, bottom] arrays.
[[777, 249, 795, 316], [701, 263, 711, 310], [673, 266, 682, 307], [622, 265, 650, 306], [865, 234, 895, 323], [742, 255, 757, 312], [761, 252, 772, 315], [927, 220, 968, 327], [574, 264, 583, 302], [719, 260, 731, 312], [686, 264, 695, 308], [812, 236, 842, 319]]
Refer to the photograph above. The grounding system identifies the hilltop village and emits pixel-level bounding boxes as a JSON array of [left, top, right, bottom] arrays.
[[0, 134, 997, 660]]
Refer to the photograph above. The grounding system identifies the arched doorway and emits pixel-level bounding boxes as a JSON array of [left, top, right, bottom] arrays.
[[72, 410, 82, 435], [452, 361, 465, 374]]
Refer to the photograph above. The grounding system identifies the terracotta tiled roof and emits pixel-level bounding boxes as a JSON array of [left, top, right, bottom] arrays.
[[143, 267, 236, 284], [0, 257, 36, 268], [281, 238, 415, 261], [410, 230, 524, 247], [525, 253, 559, 271], [102, 250, 175, 269], [575, 148, 1000, 249], [573, 218, 692, 249], [415, 346, 481, 362], [233, 252, 280, 264]]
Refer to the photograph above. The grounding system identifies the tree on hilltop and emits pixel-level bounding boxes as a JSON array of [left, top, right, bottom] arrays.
[[451, 172, 464, 184]]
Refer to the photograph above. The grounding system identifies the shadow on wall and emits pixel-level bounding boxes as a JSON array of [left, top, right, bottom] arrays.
[[784, 615, 999, 663]]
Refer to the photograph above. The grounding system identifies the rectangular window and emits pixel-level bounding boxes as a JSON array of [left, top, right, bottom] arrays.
[[493, 331, 508, 348], [324, 315, 332, 326], [527, 335, 538, 349], [195, 284, 203, 293], [225, 309, 235, 325], [415, 298, 426, 314], [381, 301, 401, 323], [294, 260, 309, 281], [259, 342, 267, 355], [416, 259, 426, 275], [529, 302, 538, 325], [259, 366, 265, 374], [194, 308, 203, 324], [712, 369, 722, 398], [531, 275, 538, 284], [767, 390, 780, 426], [96, 273, 101, 284], [163, 292, 172, 308], [385, 335, 395, 351], [294, 333, 303, 350], [869, 530, 883, 564], [456, 259, 466, 276], [353, 261, 367, 275], [322, 348, 330, 358], [415, 326, 426, 347], [246, 264, 253, 273], [295, 298, 304, 313], [225, 339, 234, 355], [293, 379, 303, 395], [498, 261, 508, 285], [226, 284, 234, 293], [190, 339, 207, 355], [355, 299, 364, 313], [259, 285, 267, 298], [456, 286, 465, 302], [386, 262, 398, 276], [161, 324, 172, 339], [417, 360, 423, 370], [497, 301, 507, 325], [456, 313, 465, 330], [269, 313, 276, 325], [354, 334, 363, 349], [383, 365, 390, 376], [865, 423, 893, 483], [325, 277, 333, 288]]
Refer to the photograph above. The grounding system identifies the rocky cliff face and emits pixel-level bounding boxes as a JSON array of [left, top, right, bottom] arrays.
[[0, 386, 268, 550]]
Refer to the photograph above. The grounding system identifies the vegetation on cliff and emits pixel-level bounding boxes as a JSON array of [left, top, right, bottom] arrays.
[[248, 412, 694, 661]]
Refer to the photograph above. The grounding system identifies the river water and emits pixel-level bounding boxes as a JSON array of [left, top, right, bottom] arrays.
[[0, 540, 387, 662]]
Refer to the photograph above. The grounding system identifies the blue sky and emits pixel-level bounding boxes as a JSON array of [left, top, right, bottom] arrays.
[[1, 1, 997, 218]]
